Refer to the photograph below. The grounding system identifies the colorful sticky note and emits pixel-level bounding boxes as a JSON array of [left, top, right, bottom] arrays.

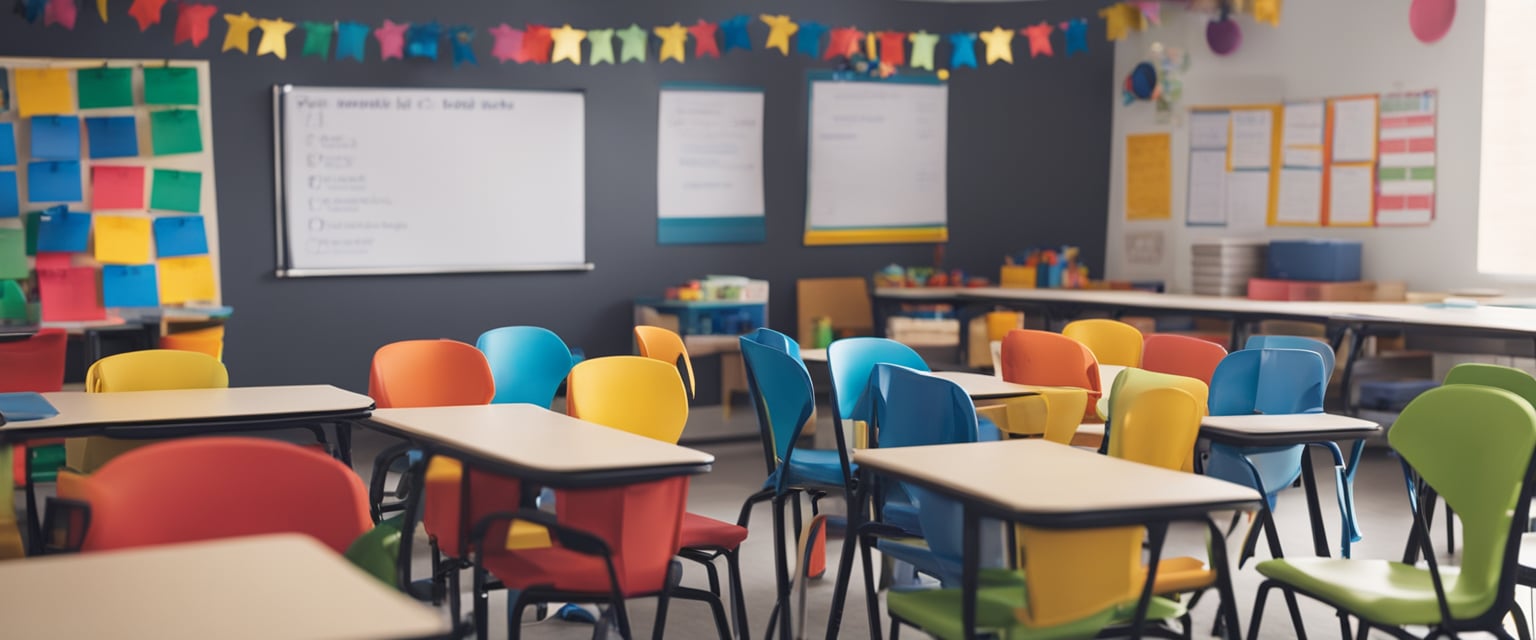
[[0, 172, 17, 218], [0, 229, 24, 280], [143, 67, 199, 106], [150, 169, 201, 212], [27, 161, 82, 202], [30, 116, 81, 160], [76, 67, 133, 109], [39, 265, 106, 321], [14, 69, 73, 117], [102, 264, 159, 307], [93, 215, 153, 264], [150, 109, 203, 156], [85, 116, 139, 159], [0, 123, 15, 166], [0, 70, 8, 112], [91, 165, 145, 210], [152, 215, 208, 257], [35, 209, 90, 252], [35, 252, 70, 271], [158, 255, 216, 304], [23, 212, 41, 255]]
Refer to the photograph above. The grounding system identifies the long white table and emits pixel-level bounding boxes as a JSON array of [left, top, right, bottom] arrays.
[[928, 371, 1039, 400], [0, 534, 450, 640]]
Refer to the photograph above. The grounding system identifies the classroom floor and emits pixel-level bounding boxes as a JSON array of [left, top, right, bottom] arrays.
[[345, 404, 1520, 640]]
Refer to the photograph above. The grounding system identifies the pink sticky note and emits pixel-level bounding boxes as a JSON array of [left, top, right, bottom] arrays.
[[92, 166, 146, 210], [34, 252, 73, 270], [39, 265, 106, 321]]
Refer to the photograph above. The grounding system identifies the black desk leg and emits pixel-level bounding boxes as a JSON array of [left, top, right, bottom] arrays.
[[394, 448, 427, 593], [824, 470, 869, 640], [1207, 519, 1244, 640], [961, 509, 979, 640], [1130, 522, 1168, 639], [1300, 449, 1332, 558], [1338, 327, 1368, 416], [334, 421, 354, 467]]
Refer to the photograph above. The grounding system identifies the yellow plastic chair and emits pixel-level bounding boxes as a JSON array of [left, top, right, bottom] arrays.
[[159, 326, 225, 361], [634, 325, 696, 399], [982, 387, 1090, 445], [1103, 368, 1209, 469], [66, 350, 230, 472], [1063, 319, 1145, 368], [568, 356, 689, 443]]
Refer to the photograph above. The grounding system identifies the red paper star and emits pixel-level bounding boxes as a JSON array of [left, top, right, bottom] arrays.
[[127, 0, 168, 31], [173, 3, 218, 47], [522, 24, 552, 64], [824, 27, 862, 61], [488, 23, 526, 63], [687, 19, 720, 59], [44, 0, 77, 29], [1022, 22, 1055, 58], [877, 31, 907, 67]]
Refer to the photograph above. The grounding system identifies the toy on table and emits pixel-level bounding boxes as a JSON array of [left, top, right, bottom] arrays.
[[1002, 245, 1090, 289]]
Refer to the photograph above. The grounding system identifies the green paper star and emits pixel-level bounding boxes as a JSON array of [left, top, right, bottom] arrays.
[[301, 21, 334, 60], [616, 23, 648, 63], [588, 28, 616, 65]]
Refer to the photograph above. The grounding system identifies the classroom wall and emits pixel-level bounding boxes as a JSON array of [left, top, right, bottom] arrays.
[[1104, 0, 1497, 295]]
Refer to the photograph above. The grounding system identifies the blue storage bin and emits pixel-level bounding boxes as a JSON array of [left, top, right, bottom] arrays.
[[1266, 240, 1362, 282], [1357, 379, 1438, 412]]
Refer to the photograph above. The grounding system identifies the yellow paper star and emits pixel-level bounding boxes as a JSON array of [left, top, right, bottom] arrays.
[[759, 14, 798, 56], [97, 0, 107, 21], [1099, 3, 1144, 42], [550, 24, 588, 64], [256, 18, 295, 59], [221, 12, 258, 53], [978, 26, 1014, 65], [1253, 0, 1282, 26], [654, 23, 688, 63]]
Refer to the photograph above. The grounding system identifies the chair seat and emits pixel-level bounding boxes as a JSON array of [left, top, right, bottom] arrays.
[[1257, 558, 1478, 626], [887, 569, 1187, 640], [679, 512, 748, 550], [877, 537, 949, 586], [482, 546, 661, 596], [1149, 556, 1215, 595], [764, 449, 851, 491]]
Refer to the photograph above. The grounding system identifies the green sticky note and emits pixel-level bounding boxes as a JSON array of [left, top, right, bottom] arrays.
[[151, 169, 202, 213], [76, 68, 134, 109], [143, 67, 200, 106], [150, 109, 203, 155], [23, 211, 41, 256], [0, 228, 25, 280]]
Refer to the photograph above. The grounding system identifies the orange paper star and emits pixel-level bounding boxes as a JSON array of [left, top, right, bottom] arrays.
[[825, 27, 862, 61], [126, 0, 167, 31]]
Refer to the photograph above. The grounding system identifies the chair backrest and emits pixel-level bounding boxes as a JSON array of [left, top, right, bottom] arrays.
[[826, 337, 928, 422], [0, 280, 27, 320], [1104, 368, 1208, 461], [740, 337, 817, 475], [743, 327, 804, 367], [159, 327, 225, 361], [554, 475, 691, 595], [1207, 349, 1326, 416], [86, 349, 228, 392], [1244, 335, 1335, 384], [0, 328, 66, 393], [1444, 363, 1536, 408], [368, 339, 494, 408], [1062, 319, 1145, 368], [634, 325, 696, 398], [1013, 525, 1141, 628], [1389, 385, 1536, 619], [475, 326, 573, 408], [57, 438, 372, 553], [1113, 387, 1204, 471], [1141, 333, 1228, 384], [797, 277, 873, 346], [999, 329, 1102, 391], [567, 356, 689, 445]]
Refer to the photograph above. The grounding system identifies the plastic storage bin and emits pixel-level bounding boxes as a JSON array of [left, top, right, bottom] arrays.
[[1266, 240, 1362, 282], [1357, 379, 1439, 412]]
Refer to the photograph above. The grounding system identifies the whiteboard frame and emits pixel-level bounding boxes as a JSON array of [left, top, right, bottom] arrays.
[[270, 84, 594, 278]]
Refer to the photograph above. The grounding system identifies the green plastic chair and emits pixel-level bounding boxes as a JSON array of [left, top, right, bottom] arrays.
[[1248, 385, 1536, 639], [1426, 363, 1536, 557]]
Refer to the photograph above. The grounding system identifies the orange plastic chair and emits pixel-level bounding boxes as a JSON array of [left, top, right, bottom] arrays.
[[50, 437, 371, 554], [999, 329, 1102, 422], [634, 325, 696, 398], [159, 326, 225, 360], [1062, 319, 1145, 368], [1141, 334, 1229, 385], [67, 349, 230, 473]]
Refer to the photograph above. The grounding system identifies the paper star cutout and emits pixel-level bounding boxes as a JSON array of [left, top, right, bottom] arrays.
[[1099, 3, 1145, 42], [405, 21, 441, 60], [549, 24, 586, 64], [760, 14, 797, 55], [978, 27, 1014, 65], [96, 0, 105, 22], [796, 21, 827, 57], [948, 32, 978, 69], [587, 28, 615, 65], [489, 23, 524, 63], [44, 0, 76, 29], [256, 18, 295, 59], [448, 25, 476, 67], [522, 24, 552, 64], [908, 30, 939, 70], [877, 31, 907, 67], [1023, 22, 1055, 58], [687, 19, 719, 59], [824, 27, 862, 61], [374, 20, 408, 61], [336, 22, 369, 62], [1253, 0, 1281, 26], [654, 22, 688, 63], [616, 23, 647, 63], [172, 3, 217, 47], [222, 12, 257, 54], [720, 14, 751, 52], [1134, 1, 1162, 25], [126, 0, 165, 31], [301, 22, 333, 59], [1060, 18, 1088, 56]]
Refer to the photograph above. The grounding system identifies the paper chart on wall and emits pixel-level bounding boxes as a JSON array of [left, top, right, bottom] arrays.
[[1226, 170, 1270, 232], [1189, 111, 1230, 151], [1186, 150, 1228, 226], [1275, 168, 1323, 225], [1328, 165, 1375, 226], [1376, 91, 1436, 226], [1125, 133, 1171, 220], [1229, 109, 1274, 170], [1275, 101, 1325, 226], [1281, 102, 1326, 168], [656, 86, 766, 244], [1331, 97, 1379, 164]]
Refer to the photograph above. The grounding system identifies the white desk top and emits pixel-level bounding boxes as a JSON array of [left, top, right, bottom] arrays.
[[369, 404, 714, 479], [853, 439, 1260, 525], [1200, 413, 1380, 435], [0, 534, 448, 640], [929, 371, 1040, 400], [801, 348, 828, 363], [5, 385, 374, 433]]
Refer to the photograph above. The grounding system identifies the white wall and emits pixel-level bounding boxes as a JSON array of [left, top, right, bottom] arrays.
[[1105, 0, 1498, 295]]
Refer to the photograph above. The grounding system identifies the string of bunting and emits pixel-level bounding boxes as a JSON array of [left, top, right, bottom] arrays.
[[15, 1, 1282, 75]]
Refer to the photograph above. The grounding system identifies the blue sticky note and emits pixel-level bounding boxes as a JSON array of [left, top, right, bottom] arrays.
[[84, 116, 139, 159], [35, 208, 90, 253], [0, 172, 16, 218], [0, 123, 15, 166], [102, 264, 160, 308], [27, 161, 82, 202], [30, 116, 81, 161], [152, 215, 208, 257], [0, 392, 59, 421]]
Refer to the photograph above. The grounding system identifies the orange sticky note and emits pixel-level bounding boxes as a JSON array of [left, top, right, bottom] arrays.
[[157, 255, 216, 303], [38, 265, 106, 321], [15, 69, 75, 117], [93, 215, 153, 265]]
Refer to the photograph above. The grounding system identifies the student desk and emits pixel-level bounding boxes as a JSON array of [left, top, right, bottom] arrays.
[[928, 371, 1039, 400], [0, 322, 38, 341], [0, 534, 450, 640]]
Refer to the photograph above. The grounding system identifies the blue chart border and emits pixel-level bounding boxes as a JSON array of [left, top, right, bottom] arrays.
[[658, 83, 766, 245]]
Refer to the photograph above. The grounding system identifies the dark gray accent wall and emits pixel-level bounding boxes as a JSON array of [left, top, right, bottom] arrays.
[[0, 0, 1114, 391]]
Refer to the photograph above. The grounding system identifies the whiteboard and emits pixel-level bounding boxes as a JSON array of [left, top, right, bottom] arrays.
[[805, 79, 947, 244], [275, 86, 587, 277]]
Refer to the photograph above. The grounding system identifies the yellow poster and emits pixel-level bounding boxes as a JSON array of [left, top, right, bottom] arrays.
[[1125, 133, 1172, 220]]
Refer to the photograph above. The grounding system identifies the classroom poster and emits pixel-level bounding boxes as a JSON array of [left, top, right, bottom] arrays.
[[1325, 95, 1379, 227], [1124, 133, 1171, 220], [1274, 101, 1324, 226], [655, 86, 766, 244], [1376, 90, 1436, 226], [1186, 110, 1228, 226]]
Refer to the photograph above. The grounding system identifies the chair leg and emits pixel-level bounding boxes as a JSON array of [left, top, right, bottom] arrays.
[[1355, 620, 1371, 640], [888, 617, 901, 640], [770, 494, 793, 640], [472, 564, 490, 639], [705, 558, 723, 597], [430, 539, 446, 606], [507, 591, 530, 640], [725, 550, 750, 640], [610, 592, 634, 640], [447, 565, 463, 633], [859, 531, 882, 640], [653, 563, 682, 640], [1514, 602, 1533, 640], [791, 493, 804, 546], [1338, 612, 1353, 640], [1246, 581, 1272, 640], [1282, 589, 1310, 640], [1445, 501, 1455, 555], [673, 586, 734, 640]]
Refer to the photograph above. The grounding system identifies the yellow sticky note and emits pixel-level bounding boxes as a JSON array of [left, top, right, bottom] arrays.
[[158, 255, 217, 304], [94, 216, 153, 265], [15, 69, 75, 117], [1125, 133, 1172, 220]]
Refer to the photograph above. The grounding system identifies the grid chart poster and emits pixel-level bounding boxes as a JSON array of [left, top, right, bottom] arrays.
[[1376, 91, 1436, 226]]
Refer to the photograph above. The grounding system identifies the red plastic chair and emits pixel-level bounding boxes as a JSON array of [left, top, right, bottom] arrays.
[[0, 329, 67, 487], [1141, 333, 1229, 385], [49, 437, 370, 553], [999, 329, 1103, 420]]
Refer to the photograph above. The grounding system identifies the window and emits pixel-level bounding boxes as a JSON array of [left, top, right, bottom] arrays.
[[1478, 0, 1536, 275]]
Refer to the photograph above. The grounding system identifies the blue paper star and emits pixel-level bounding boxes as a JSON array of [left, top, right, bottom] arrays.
[[405, 21, 441, 60], [448, 25, 477, 67], [15, 0, 45, 23], [949, 31, 978, 69], [721, 14, 752, 53], [1061, 18, 1089, 57], [797, 21, 827, 58], [335, 21, 370, 62]]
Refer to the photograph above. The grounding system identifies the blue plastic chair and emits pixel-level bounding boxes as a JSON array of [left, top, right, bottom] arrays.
[[1244, 335, 1336, 383], [827, 337, 930, 426], [743, 327, 804, 369], [475, 326, 574, 407]]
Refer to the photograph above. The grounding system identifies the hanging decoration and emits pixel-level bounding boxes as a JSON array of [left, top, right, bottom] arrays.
[[877, 31, 906, 67], [720, 14, 751, 52], [549, 24, 585, 64], [173, 3, 217, 47], [126, 0, 165, 31], [948, 31, 978, 69], [404, 21, 440, 61], [908, 30, 938, 71], [255, 17, 293, 59], [221, 12, 256, 53], [1253, 0, 1282, 27], [615, 24, 647, 63], [374, 20, 408, 61], [1150, 42, 1189, 117], [521, 24, 552, 63], [300, 21, 333, 59], [796, 21, 827, 58], [760, 14, 797, 55], [1206, 12, 1242, 55], [1060, 18, 1088, 56], [654, 23, 688, 63], [96, 0, 105, 22], [448, 25, 476, 66], [335, 21, 369, 62], [1408, 0, 1454, 44], [1133, 1, 1162, 26], [687, 19, 719, 59], [587, 28, 615, 65], [43, 0, 75, 29], [1123, 61, 1158, 105], [825, 27, 861, 61], [15, 0, 45, 24], [1099, 3, 1145, 41], [488, 23, 524, 63], [1022, 22, 1055, 58], [978, 27, 1013, 65]]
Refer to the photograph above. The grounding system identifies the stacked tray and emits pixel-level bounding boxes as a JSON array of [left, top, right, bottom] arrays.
[[1192, 239, 1266, 297]]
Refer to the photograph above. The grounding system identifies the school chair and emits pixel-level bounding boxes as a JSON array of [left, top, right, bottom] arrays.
[[0, 328, 68, 551], [1430, 363, 1536, 558], [826, 338, 931, 533], [1248, 385, 1536, 640], [982, 387, 1090, 445], [743, 327, 805, 367], [999, 329, 1104, 439], [475, 326, 574, 406], [158, 326, 225, 360], [0, 279, 27, 321], [1101, 368, 1209, 470], [1062, 318, 1145, 368], [634, 325, 697, 399], [65, 349, 231, 474], [1141, 333, 1228, 384]]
